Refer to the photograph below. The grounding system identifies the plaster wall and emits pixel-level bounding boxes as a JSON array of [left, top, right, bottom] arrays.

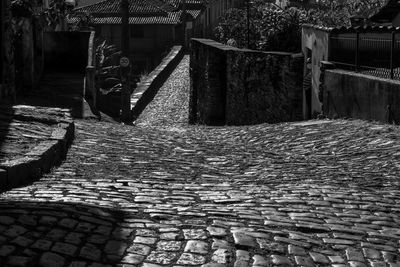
[[324, 69, 400, 124], [302, 26, 330, 118]]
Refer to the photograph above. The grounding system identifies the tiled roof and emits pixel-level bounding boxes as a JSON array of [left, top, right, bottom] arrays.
[[187, 9, 201, 19], [75, 0, 204, 15], [302, 24, 334, 32], [93, 11, 181, 24], [72, 0, 204, 25], [75, 0, 168, 15], [302, 23, 400, 33], [165, 0, 205, 8], [77, 0, 103, 8]]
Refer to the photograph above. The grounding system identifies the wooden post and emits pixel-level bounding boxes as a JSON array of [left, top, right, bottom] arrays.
[[120, 0, 131, 122], [390, 31, 395, 79]]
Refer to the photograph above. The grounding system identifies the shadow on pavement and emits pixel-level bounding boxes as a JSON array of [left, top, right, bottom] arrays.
[[0, 200, 131, 266]]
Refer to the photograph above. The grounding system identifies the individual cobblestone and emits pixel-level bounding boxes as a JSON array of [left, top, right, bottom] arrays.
[[39, 252, 65, 267], [184, 240, 208, 254], [80, 244, 102, 261], [146, 250, 178, 264], [177, 252, 206, 265]]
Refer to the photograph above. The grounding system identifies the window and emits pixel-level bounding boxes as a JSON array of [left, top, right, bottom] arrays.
[[130, 25, 144, 38]]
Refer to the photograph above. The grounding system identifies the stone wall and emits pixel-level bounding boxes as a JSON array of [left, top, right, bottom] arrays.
[[324, 69, 400, 124], [189, 39, 303, 125], [1, 0, 16, 100], [1, 0, 45, 100], [189, 40, 228, 125]]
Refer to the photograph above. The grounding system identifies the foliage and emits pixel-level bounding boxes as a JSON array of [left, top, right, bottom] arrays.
[[95, 39, 123, 94], [257, 7, 308, 52], [10, 0, 75, 30], [214, 8, 255, 49], [214, 0, 387, 52], [44, 0, 75, 30], [304, 0, 387, 27], [10, 0, 33, 18], [215, 4, 309, 52]]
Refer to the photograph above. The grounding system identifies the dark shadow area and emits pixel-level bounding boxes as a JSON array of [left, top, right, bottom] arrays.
[[43, 32, 90, 74], [0, 200, 130, 266], [15, 31, 94, 119], [97, 93, 122, 121], [18, 73, 86, 119]]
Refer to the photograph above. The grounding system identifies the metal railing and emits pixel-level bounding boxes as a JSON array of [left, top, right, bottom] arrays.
[[329, 31, 400, 80]]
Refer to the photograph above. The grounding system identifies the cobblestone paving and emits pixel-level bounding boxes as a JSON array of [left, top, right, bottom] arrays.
[[0, 57, 400, 266], [0, 108, 52, 163], [135, 55, 190, 127], [0, 105, 72, 164]]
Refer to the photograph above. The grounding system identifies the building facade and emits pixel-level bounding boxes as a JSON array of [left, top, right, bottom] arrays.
[[301, 25, 330, 119], [72, 0, 204, 72]]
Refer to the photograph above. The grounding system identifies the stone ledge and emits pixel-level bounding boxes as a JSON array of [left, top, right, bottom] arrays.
[[0, 106, 75, 192]]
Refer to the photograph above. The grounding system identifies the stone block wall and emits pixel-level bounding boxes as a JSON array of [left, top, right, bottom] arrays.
[[189, 39, 303, 126], [1, 0, 45, 101], [1, 0, 16, 100], [189, 40, 228, 125], [324, 69, 400, 124]]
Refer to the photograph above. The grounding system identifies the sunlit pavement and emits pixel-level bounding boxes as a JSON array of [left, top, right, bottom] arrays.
[[0, 56, 399, 267]]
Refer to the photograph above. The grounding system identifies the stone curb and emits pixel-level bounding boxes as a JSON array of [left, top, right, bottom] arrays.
[[0, 106, 75, 192], [131, 45, 185, 120]]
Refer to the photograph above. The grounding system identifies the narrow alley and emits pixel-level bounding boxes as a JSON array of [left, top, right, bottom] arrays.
[[0, 56, 399, 267]]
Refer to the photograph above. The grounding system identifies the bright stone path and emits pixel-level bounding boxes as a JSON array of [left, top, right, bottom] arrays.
[[0, 56, 400, 266]]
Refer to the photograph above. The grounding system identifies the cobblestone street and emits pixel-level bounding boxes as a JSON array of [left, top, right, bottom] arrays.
[[0, 56, 400, 266]]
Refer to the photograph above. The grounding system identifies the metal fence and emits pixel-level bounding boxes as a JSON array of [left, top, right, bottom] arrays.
[[329, 31, 400, 80]]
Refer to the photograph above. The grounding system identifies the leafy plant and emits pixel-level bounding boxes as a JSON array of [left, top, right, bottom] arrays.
[[214, 0, 387, 52], [43, 0, 75, 30], [10, 0, 33, 18], [95, 38, 123, 94], [215, 5, 308, 52]]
